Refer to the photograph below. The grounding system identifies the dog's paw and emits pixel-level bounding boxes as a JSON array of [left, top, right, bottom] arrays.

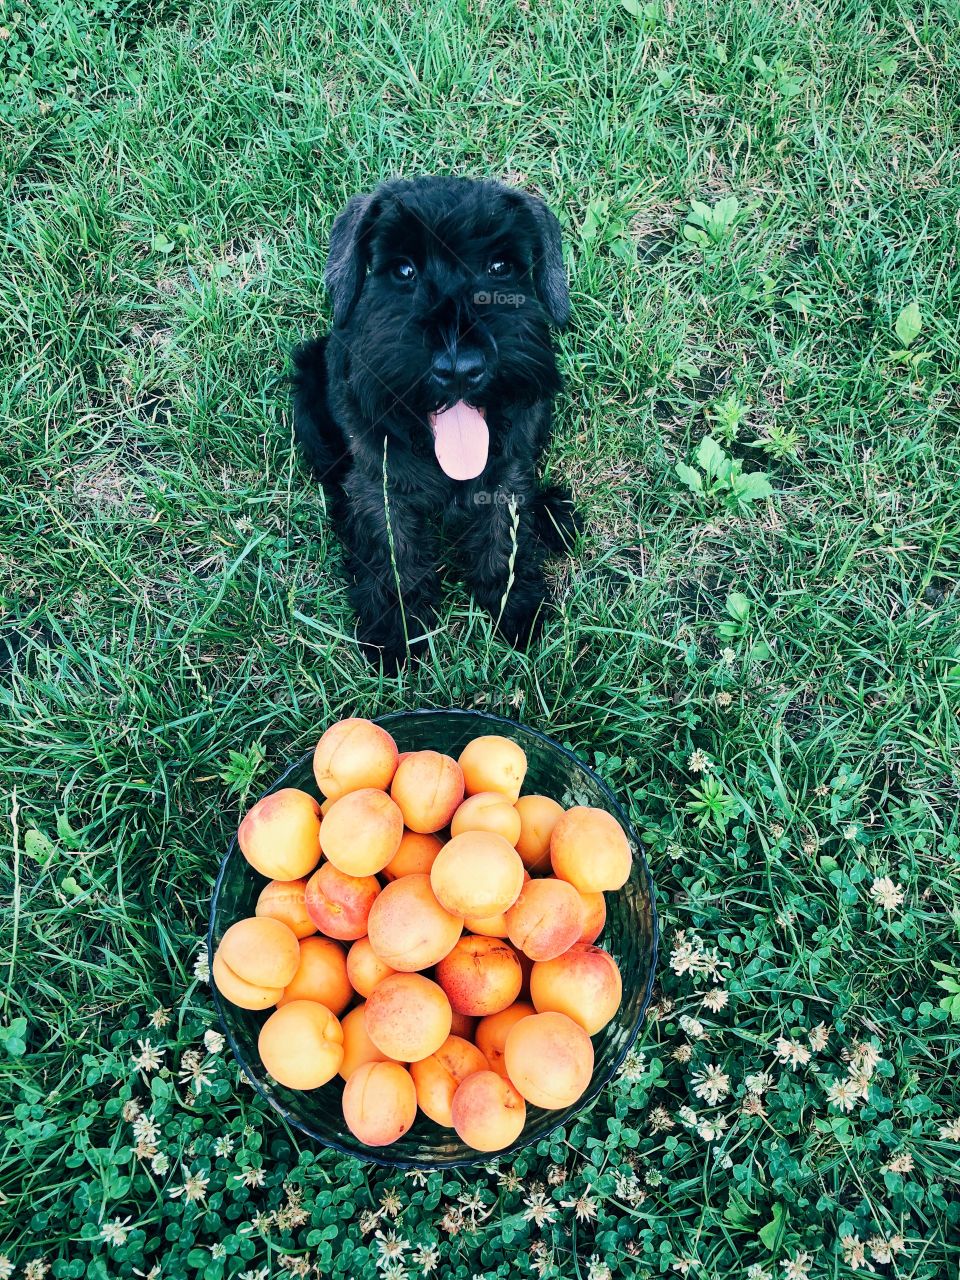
[[496, 591, 548, 651], [532, 485, 582, 554]]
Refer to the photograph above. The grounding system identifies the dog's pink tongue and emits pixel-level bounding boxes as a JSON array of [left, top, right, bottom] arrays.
[[430, 402, 489, 480]]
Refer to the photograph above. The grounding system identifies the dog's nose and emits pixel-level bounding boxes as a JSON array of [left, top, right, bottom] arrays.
[[430, 348, 486, 400]]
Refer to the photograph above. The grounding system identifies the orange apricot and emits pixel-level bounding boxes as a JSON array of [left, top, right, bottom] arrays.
[[503, 1011, 594, 1109], [450, 1009, 477, 1040], [319, 788, 404, 876], [346, 937, 398, 997], [451, 792, 522, 845], [304, 863, 380, 941], [577, 891, 606, 944], [435, 936, 523, 1016], [410, 1035, 489, 1127], [474, 1001, 534, 1077], [381, 830, 445, 881], [313, 718, 399, 801], [505, 878, 583, 961], [451, 1070, 526, 1152], [342, 1060, 417, 1146], [390, 751, 464, 833], [366, 873, 463, 971], [218, 916, 300, 989], [238, 788, 322, 881], [514, 794, 564, 874], [530, 943, 622, 1035], [255, 878, 317, 940], [277, 936, 352, 1014], [258, 1000, 344, 1089], [212, 949, 283, 1010], [458, 736, 527, 801], [430, 831, 525, 918], [364, 973, 452, 1062], [550, 806, 632, 892], [339, 1003, 394, 1080]]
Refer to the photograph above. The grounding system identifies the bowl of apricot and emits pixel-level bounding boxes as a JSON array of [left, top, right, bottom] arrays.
[[208, 708, 658, 1168]]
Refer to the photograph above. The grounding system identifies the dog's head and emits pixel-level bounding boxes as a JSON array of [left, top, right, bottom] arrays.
[[324, 176, 568, 479]]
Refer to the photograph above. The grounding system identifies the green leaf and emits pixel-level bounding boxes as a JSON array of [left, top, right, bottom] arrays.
[[759, 1201, 786, 1250], [675, 461, 703, 494], [696, 435, 727, 479], [619, 0, 643, 13], [24, 829, 57, 866], [895, 300, 922, 348], [725, 592, 751, 623], [713, 196, 739, 230], [56, 813, 85, 850], [731, 470, 774, 503], [152, 232, 176, 254]]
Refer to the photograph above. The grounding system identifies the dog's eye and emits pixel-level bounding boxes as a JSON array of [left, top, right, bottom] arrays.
[[391, 260, 417, 283], [486, 259, 514, 279]]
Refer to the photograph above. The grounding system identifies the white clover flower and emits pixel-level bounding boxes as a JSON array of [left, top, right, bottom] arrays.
[[100, 1218, 130, 1246], [204, 1029, 225, 1054], [869, 877, 904, 911], [691, 1064, 731, 1105], [825, 1078, 860, 1113], [774, 1036, 811, 1069], [131, 1039, 163, 1072]]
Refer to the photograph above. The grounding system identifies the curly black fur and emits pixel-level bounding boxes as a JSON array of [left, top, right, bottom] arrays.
[[292, 175, 579, 670]]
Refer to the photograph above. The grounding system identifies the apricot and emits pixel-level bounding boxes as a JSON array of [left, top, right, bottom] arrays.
[[550, 806, 632, 892], [305, 863, 380, 941], [319, 788, 404, 876], [217, 916, 300, 989], [390, 751, 464, 833], [238, 788, 322, 881], [313, 717, 399, 801], [577, 891, 606, 944], [451, 792, 522, 845], [530, 943, 622, 1035], [339, 1003, 394, 1080], [346, 936, 398, 997], [451, 1070, 526, 1152], [364, 973, 452, 1062], [458, 736, 527, 802], [504, 1011, 594, 1109], [212, 950, 283, 1010], [342, 1060, 417, 1147], [514, 794, 564, 874], [382, 830, 445, 881], [464, 910, 509, 938], [278, 937, 352, 1014], [430, 831, 524, 918], [366, 873, 463, 971], [258, 1000, 344, 1090], [450, 1009, 476, 1039], [436, 936, 523, 1016], [475, 1001, 534, 1077], [505, 878, 583, 961], [255, 878, 317, 940], [410, 1035, 488, 1127]]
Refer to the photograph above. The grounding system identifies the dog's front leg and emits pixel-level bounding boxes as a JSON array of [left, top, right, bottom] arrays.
[[342, 474, 440, 670], [458, 483, 549, 650]]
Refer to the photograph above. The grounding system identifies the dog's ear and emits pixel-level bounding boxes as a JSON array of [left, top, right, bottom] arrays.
[[521, 194, 570, 329], [325, 193, 379, 326]]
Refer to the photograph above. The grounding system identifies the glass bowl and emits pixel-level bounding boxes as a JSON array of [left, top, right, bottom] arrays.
[[208, 708, 658, 1168]]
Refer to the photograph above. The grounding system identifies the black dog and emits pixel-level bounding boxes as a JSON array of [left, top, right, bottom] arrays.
[[292, 175, 577, 670]]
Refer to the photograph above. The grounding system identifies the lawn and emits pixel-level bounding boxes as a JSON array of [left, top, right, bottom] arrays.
[[2, 0, 960, 1275]]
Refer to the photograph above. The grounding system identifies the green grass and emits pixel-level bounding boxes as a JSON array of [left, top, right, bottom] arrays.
[[2, 0, 960, 1274]]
